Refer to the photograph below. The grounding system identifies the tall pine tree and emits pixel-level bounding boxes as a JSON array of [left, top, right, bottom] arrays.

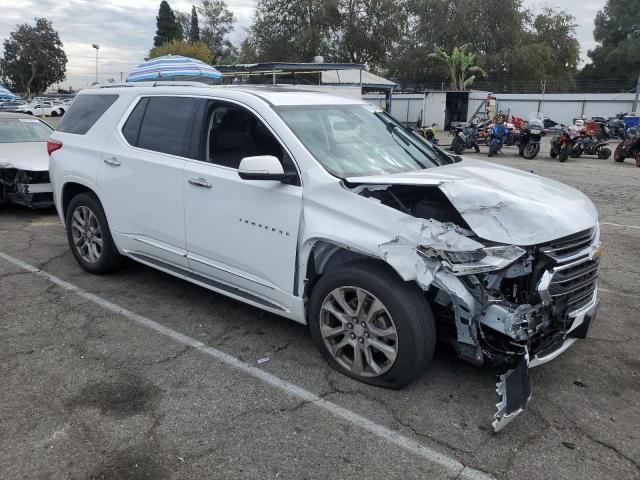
[[189, 5, 200, 42], [154, 1, 182, 47]]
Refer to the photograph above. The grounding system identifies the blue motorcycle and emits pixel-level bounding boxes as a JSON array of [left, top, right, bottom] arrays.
[[488, 121, 508, 157]]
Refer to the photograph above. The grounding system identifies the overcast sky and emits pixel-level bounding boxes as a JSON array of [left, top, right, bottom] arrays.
[[0, 0, 606, 89]]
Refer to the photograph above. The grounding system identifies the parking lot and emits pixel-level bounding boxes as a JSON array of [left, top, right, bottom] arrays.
[[1, 136, 639, 480]]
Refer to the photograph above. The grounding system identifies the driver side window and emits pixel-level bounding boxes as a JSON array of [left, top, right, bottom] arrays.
[[205, 103, 300, 185]]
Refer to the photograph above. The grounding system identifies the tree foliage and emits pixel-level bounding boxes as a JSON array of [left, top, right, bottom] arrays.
[[198, 0, 235, 63], [428, 44, 486, 89], [0, 18, 67, 96], [148, 40, 213, 63], [248, 0, 405, 68], [154, 1, 183, 47], [579, 0, 640, 87], [189, 6, 201, 42]]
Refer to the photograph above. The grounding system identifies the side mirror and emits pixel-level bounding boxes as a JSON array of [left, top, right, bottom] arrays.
[[238, 155, 288, 181]]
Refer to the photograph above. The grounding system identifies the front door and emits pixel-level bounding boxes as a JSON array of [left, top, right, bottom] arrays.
[[183, 101, 302, 310]]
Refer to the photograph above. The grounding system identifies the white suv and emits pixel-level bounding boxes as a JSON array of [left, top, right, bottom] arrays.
[[49, 83, 601, 430]]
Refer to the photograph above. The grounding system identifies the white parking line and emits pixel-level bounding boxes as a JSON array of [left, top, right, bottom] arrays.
[[600, 222, 640, 230], [0, 251, 494, 480]]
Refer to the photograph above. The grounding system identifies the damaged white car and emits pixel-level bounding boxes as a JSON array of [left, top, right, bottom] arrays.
[[0, 112, 54, 208], [49, 85, 601, 431]]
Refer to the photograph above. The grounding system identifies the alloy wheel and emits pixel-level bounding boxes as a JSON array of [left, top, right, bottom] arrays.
[[319, 286, 398, 377], [70, 206, 103, 264]]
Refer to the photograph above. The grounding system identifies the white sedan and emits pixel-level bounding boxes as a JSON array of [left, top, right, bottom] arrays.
[[14, 101, 65, 117], [0, 112, 54, 208]]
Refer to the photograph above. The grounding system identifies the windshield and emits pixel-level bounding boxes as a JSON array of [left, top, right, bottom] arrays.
[[528, 112, 544, 129], [277, 104, 451, 178], [0, 119, 52, 143]]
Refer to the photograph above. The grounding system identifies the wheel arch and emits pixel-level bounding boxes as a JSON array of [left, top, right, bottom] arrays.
[[61, 181, 97, 218]]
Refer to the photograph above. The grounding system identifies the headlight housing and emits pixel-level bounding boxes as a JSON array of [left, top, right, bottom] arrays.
[[421, 245, 527, 275]]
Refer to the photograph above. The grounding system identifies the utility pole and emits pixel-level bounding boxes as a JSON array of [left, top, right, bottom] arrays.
[[633, 74, 640, 114], [92, 44, 100, 84], [540, 79, 546, 115], [120, 72, 123, 82]]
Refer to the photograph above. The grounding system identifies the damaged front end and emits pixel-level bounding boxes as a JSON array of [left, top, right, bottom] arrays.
[[0, 165, 54, 208], [352, 183, 601, 431]]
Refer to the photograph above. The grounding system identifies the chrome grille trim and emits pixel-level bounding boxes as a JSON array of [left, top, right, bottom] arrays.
[[541, 227, 596, 262]]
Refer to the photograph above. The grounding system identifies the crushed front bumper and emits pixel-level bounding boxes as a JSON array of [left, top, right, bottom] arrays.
[[1, 182, 54, 208], [492, 289, 599, 431]]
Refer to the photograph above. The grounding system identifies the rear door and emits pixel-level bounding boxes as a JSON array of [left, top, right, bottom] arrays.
[[98, 95, 200, 268], [183, 100, 302, 310]]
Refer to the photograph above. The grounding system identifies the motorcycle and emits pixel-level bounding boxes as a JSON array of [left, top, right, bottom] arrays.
[[416, 123, 439, 144], [518, 113, 544, 159], [613, 126, 640, 167], [607, 112, 627, 140], [487, 120, 508, 157], [570, 132, 612, 159], [450, 122, 480, 154], [550, 125, 580, 162]]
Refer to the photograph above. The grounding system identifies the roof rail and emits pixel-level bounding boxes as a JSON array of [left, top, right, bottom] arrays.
[[92, 81, 215, 89]]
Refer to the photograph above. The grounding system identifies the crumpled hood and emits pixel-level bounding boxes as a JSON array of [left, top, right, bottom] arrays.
[[347, 158, 598, 246], [0, 142, 50, 172]]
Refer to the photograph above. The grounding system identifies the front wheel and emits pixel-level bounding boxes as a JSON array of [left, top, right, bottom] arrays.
[[488, 143, 499, 157], [65, 192, 124, 274], [523, 142, 540, 159], [614, 143, 626, 162], [308, 260, 436, 388], [452, 137, 465, 155], [550, 146, 558, 158], [559, 142, 572, 162]]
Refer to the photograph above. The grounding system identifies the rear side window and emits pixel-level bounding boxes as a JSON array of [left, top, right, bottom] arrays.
[[134, 96, 197, 157], [122, 97, 149, 146], [57, 94, 118, 135]]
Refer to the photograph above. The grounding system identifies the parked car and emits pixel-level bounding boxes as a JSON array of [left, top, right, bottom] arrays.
[[14, 101, 65, 117], [0, 112, 54, 207], [0, 100, 29, 112], [49, 84, 601, 431]]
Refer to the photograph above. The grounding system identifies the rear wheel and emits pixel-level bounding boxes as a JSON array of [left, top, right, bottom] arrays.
[[308, 260, 436, 388], [65, 192, 124, 274], [597, 147, 611, 159], [523, 142, 540, 159], [614, 143, 626, 162], [488, 143, 498, 157], [550, 146, 558, 158]]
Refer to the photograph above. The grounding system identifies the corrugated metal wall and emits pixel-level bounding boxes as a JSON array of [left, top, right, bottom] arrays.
[[363, 92, 636, 127]]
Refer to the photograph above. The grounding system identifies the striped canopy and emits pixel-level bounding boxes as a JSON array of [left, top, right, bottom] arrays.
[[0, 86, 16, 100], [126, 55, 222, 84]]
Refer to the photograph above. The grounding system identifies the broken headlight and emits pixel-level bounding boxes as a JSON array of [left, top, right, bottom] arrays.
[[422, 245, 526, 275]]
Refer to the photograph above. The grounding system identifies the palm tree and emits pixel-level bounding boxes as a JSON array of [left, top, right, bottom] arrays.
[[429, 44, 487, 90]]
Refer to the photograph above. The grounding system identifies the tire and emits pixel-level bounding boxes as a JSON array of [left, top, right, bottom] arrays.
[[308, 260, 436, 389], [488, 143, 499, 157], [523, 142, 540, 159], [559, 143, 571, 162], [597, 147, 611, 159], [452, 137, 465, 155], [570, 146, 582, 158], [24, 111, 32, 115], [550, 146, 558, 158], [50, 110, 58, 117], [614, 143, 625, 162], [65, 192, 124, 274], [474, 143, 480, 153]]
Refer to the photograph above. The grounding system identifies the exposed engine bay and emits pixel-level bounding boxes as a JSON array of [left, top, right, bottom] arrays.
[[351, 183, 601, 431]]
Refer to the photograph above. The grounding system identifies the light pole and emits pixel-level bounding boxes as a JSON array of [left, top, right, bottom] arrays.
[[92, 44, 99, 84]]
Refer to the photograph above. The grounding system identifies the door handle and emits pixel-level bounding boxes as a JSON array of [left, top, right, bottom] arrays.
[[103, 157, 121, 167], [188, 177, 212, 188]]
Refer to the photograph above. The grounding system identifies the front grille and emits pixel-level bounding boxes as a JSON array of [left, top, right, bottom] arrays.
[[541, 228, 595, 261], [548, 258, 599, 314]]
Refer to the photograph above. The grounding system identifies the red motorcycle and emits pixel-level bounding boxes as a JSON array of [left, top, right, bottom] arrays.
[[550, 125, 580, 162]]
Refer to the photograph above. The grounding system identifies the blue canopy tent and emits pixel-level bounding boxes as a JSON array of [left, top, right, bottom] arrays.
[[0, 86, 16, 100], [126, 55, 222, 84]]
